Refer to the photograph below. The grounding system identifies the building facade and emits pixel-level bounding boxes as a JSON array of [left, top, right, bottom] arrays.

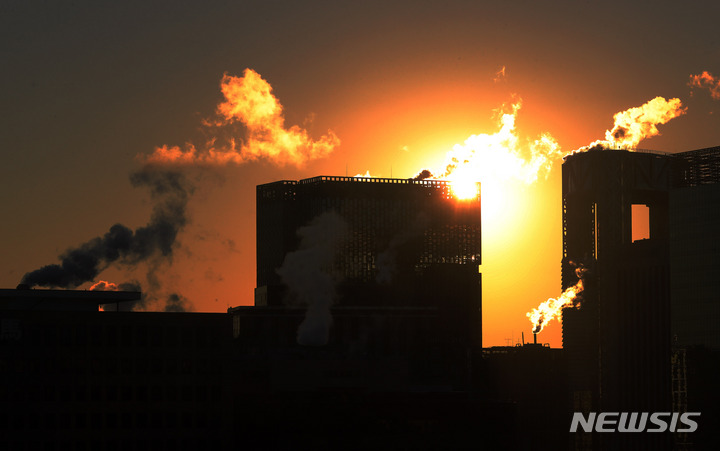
[[561, 146, 720, 450], [256, 176, 481, 307]]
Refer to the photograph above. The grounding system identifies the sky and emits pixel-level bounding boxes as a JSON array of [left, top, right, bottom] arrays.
[[2, 0, 720, 347]]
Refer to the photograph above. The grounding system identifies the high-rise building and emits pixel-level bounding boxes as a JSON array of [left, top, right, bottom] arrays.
[[669, 146, 720, 349], [0, 289, 233, 450], [561, 146, 720, 450], [255, 175, 481, 310], [243, 175, 482, 384]]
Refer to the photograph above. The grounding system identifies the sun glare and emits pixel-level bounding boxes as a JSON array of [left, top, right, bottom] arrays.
[[448, 170, 480, 201]]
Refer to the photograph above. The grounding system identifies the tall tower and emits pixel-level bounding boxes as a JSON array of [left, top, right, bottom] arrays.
[[562, 148, 675, 450], [255, 175, 482, 346]]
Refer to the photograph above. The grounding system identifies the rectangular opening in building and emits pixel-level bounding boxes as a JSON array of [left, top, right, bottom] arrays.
[[632, 204, 650, 243]]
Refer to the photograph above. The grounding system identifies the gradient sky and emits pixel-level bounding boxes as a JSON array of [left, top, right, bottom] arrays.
[[2, 0, 719, 347]]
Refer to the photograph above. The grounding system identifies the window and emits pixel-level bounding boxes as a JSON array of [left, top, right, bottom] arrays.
[[632, 204, 650, 242]]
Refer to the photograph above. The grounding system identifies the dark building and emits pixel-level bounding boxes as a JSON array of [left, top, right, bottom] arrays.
[[482, 342, 567, 449], [255, 176, 481, 307], [2, 176, 507, 451], [242, 175, 483, 382], [227, 175, 504, 447], [253, 175, 482, 345], [0, 289, 233, 451], [561, 146, 720, 450], [669, 146, 720, 349]]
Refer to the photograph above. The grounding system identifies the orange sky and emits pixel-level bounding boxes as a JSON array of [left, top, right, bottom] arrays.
[[2, 1, 720, 347]]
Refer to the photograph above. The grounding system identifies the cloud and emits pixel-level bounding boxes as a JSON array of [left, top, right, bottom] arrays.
[[689, 71, 720, 100], [144, 69, 340, 167], [493, 66, 507, 83]]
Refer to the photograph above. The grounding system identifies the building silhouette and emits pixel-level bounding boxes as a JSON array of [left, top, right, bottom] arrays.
[[255, 176, 481, 308], [0, 289, 233, 451], [561, 146, 720, 450], [7, 157, 717, 450], [232, 175, 513, 448], [2, 176, 510, 450], [237, 175, 483, 387]]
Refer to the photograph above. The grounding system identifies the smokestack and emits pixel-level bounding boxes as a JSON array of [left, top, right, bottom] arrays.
[[533, 332, 537, 345]]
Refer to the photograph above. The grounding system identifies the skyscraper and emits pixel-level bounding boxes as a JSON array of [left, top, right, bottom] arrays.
[[561, 146, 720, 450], [255, 175, 481, 309]]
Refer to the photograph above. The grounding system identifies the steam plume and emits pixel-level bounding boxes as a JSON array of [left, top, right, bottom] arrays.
[[416, 100, 561, 200], [493, 66, 507, 83], [573, 97, 686, 153], [145, 69, 340, 167], [689, 71, 720, 100], [20, 168, 193, 289], [276, 212, 348, 346], [425, 96, 686, 200], [438, 101, 561, 184], [526, 263, 587, 334]]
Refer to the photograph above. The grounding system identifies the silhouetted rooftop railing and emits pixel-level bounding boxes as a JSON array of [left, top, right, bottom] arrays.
[[298, 175, 451, 187]]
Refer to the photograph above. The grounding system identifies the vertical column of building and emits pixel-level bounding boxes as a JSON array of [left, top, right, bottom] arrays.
[[562, 154, 601, 451]]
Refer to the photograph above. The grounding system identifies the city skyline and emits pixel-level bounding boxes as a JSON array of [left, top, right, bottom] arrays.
[[2, 1, 720, 347]]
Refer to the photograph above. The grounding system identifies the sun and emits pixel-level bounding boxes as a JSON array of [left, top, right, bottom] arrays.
[[448, 170, 480, 201]]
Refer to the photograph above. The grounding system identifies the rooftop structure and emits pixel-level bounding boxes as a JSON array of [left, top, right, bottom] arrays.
[[0, 288, 141, 312]]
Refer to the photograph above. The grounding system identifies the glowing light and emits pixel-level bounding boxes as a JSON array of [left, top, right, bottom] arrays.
[[435, 96, 686, 204], [144, 69, 339, 166], [573, 97, 686, 153], [89, 280, 119, 291], [689, 71, 720, 100], [526, 264, 587, 334], [446, 167, 480, 200], [419, 100, 561, 213]]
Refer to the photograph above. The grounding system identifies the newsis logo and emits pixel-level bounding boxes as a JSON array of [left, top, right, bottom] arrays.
[[570, 412, 700, 433]]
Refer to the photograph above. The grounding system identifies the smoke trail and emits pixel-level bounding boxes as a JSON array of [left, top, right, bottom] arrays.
[[573, 97, 686, 153], [20, 167, 194, 289], [422, 96, 685, 201], [413, 100, 562, 200], [689, 71, 720, 100], [493, 66, 507, 83], [276, 212, 348, 346], [526, 263, 588, 334], [164, 293, 192, 312], [602, 97, 686, 148], [145, 69, 340, 167], [436, 101, 562, 185], [413, 169, 433, 181]]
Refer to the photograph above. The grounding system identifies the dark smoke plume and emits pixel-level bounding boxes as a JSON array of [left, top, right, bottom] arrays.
[[20, 168, 194, 289], [164, 293, 192, 312], [413, 169, 433, 181]]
